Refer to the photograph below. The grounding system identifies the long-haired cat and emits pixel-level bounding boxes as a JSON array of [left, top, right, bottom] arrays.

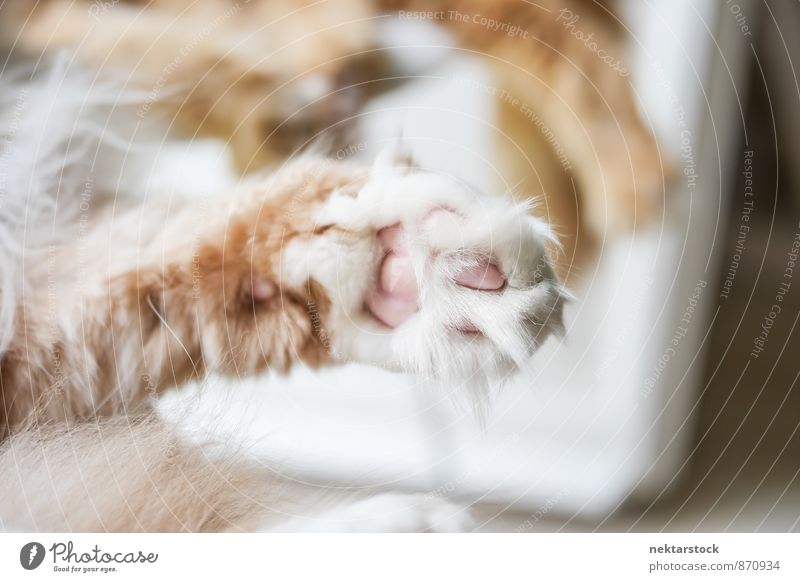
[[0, 59, 566, 532]]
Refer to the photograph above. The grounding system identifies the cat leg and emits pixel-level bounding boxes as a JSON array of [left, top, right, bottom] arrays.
[[2, 153, 565, 428]]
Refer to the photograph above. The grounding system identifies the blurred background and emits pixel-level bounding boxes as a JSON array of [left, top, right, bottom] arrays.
[[4, 0, 799, 531]]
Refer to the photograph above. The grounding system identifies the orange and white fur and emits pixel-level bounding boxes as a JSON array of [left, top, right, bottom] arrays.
[[0, 61, 566, 532]]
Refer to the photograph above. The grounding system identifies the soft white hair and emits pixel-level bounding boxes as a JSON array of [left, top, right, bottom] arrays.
[[0, 53, 159, 353]]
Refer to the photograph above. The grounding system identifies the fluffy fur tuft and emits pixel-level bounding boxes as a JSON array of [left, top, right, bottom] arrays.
[[0, 55, 158, 354]]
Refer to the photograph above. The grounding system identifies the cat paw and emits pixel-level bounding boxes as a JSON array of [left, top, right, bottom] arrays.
[[281, 152, 567, 384]]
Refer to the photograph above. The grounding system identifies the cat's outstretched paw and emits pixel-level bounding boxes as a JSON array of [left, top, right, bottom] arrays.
[[281, 152, 567, 384]]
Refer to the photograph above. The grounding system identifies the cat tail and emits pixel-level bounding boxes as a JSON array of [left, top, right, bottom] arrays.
[[0, 52, 159, 355]]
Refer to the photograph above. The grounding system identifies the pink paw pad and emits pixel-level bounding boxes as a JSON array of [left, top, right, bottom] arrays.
[[364, 209, 505, 329]]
